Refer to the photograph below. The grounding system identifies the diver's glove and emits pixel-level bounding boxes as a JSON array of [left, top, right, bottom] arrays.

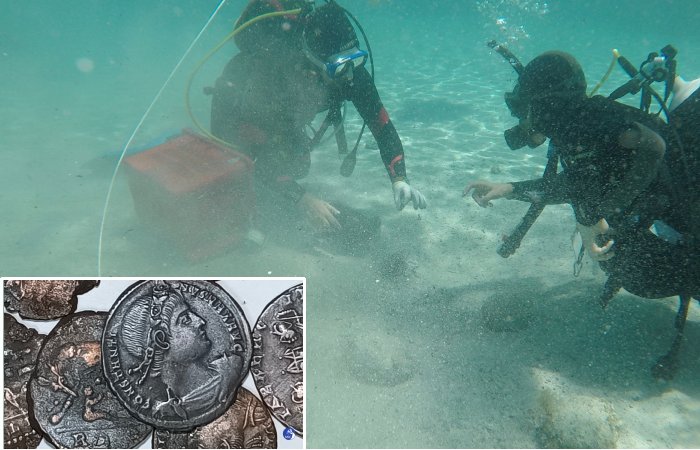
[[392, 180, 427, 211]]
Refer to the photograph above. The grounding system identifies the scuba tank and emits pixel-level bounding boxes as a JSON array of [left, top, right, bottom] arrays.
[[668, 74, 700, 179], [607, 45, 700, 242], [669, 75, 700, 112], [667, 73, 700, 241], [610, 45, 699, 154]]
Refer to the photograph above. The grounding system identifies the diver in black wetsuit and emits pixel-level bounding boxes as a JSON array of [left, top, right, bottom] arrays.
[[211, 0, 426, 231], [463, 51, 699, 299]]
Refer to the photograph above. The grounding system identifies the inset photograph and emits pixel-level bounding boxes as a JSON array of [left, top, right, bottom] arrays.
[[3, 278, 304, 449]]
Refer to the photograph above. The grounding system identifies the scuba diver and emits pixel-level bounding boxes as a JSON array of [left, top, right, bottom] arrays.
[[463, 47, 699, 378], [463, 48, 699, 299], [210, 0, 426, 233]]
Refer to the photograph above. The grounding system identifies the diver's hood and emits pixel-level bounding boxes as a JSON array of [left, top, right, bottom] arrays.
[[233, 0, 311, 54], [507, 51, 587, 119], [504, 51, 587, 149], [234, 0, 360, 62], [521, 52, 585, 99], [303, 1, 359, 60]]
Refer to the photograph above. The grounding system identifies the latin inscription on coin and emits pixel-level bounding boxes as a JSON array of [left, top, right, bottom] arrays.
[[153, 387, 277, 449], [102, 280, 253, 430], [251, 284, 304, 436], [4, 314, 45, 449], [28, 312, 152, 448]]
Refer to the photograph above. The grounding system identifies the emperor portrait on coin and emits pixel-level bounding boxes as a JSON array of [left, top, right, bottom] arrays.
[[102, 280, 252, 430]]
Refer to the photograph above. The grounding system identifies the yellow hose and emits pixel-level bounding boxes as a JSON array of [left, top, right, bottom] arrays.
[[588, 48, 620, 97], [185, 8, 303, 145]]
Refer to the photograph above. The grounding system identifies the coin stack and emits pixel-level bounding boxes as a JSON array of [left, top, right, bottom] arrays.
[[3, 279, 304, 449]]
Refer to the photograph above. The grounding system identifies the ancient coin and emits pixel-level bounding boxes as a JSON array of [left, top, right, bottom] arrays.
[[3, 280, 98, 320], [4, 314, 45, 449], [152, 387, 277, 449], [75, 280, 101, 296], [28, 311, 152, 449], [4, 280, 19, 310], [102, 280, 252, 430], [251, 284, 304, 436]]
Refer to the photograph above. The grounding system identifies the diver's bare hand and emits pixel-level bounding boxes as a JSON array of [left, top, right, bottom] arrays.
[[298, 193, 341, 230], [463, 181, 514, 207], [577, 219, 615, 261]]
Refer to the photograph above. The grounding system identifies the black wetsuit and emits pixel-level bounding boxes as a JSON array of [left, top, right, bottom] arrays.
[[509, 96, 699, 298], [210, 48, 407, 204]]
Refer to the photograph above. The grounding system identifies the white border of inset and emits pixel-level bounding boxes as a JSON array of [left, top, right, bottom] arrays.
[[2, 277, 306, 449]]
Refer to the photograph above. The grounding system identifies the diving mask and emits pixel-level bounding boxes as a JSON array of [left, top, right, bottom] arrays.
[[324, 47, 368, 78], [503, 98, 546, 150], [504, 123, 545, 150], [304, 40, 368, 79], [503, 85, 547, 150], [505, 86, 529, 120]]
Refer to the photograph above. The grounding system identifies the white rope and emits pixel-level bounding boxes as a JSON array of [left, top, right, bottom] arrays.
[[97, 0, 229, 275]]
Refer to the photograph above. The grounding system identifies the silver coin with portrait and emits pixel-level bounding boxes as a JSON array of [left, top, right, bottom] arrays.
[[102, 280, 252, 430]]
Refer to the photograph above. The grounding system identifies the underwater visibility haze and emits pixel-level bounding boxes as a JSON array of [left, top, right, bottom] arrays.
[[2, 0, 700, 448]]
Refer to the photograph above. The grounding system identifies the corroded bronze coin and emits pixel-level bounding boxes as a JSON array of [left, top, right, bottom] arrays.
[[251, 284, 304, 436], [75, 280, 101, 296], [4, 280, 99, 320], [4, 314, 45, 449], [28, 311, 152, 448], [153, 387, 277, 449], [102, 280, 252, 430]]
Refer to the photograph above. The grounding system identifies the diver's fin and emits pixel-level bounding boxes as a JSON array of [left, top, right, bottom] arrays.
[[340, 122, 366, 177], [340, 148, 357, 177]]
